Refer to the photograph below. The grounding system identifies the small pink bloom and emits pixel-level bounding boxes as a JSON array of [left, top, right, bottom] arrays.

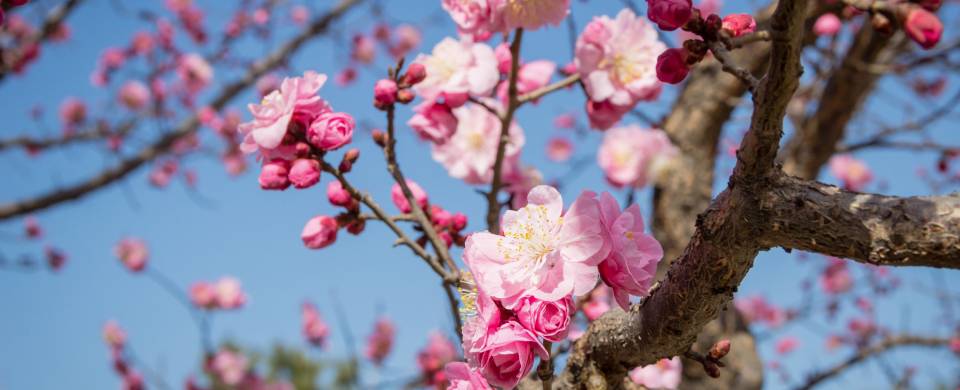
[[497, 60, 556, 103], [252, 8, 270, 25], [583, 286, 611, 321], [820, 257, 853, 295], [775, 336, 799, 355], [307, 112, 354, 151], [222, 152, 247, 176], [476, 321, 548, 389], [301, 215, 339, 249], [646, 0, 693, 31], [445, 362, 492, 390], [391, 179, 429, 213], [327, 180, 353, 207], [813, 14, 842, 36], [515, 295, 574, 342], [734, 295, 786, 327], [597, 192, 663, 309], [45, 246, 67, 271], [211, 349, 249, 386], [374, 79, 398, 108], [431, 102, 524, 184], [214, 277, 247, 309], [408, 101, 458, 143], [100, 47, 126, 69], [351, 34, 376, 64], [656, 48, 690, 84], [598, 125, 677, 188], [240, 71, 331, 154], [365, 317, 396, 365], [553, 113, 576, 129], [288, 158, 321, 189], [103, 321, 127, 350], [190, 282, 216, 308], [499, 0, 570, 32], [24, 216, 42, 239], [829, 154, 872, 191], [177, 53, 213, 93], [130, 31, 153, 55], [290, 5, 309, 25], [302, 301, 330, 347], [390, 24, 422, 58], [59, 98, 87, 126], [114, 238, 149, 272], [585, 100, 630, 130], [465, 185, 610, 301], [416, 332, 457, 384], [118, 81, 150, 111], [259, 159, 291, 190], [413, 37, 498, 107], [335, 67, 357, 86], [904, 8, 942, 49], [546, 137, 573, 162], [721, 14, 756, 37], [443, 0, 501, 40], [629, 357, 682, 389]]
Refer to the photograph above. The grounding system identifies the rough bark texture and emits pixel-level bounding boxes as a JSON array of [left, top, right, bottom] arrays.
[[764, 175, 960, 269]]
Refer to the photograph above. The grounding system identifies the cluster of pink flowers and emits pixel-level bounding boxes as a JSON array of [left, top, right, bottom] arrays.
[[598, 125, 677, 188], [441, 0, 570, 40], [735, 295, 787, 327], [102, 321, 145, 390], [190, 277, 247, 310], [448, 185, 663, 388], [629, 357, 682, 389], [301, 301, 330, 347], [210, 348, 251, 386], [114, 238, 149, 273], [430, 102, 525, 184], [416, 331, 458, 386], [365, 316, 396, 365], [0, 0, 30, 27], [575, 9, 665, 129]]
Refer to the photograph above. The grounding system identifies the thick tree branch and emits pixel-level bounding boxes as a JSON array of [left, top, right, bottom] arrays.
[[0, 0, 363, 221]]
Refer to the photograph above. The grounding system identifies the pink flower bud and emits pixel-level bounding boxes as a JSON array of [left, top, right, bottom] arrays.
[[396, 89, 415, 104], [327, 180, 353, 207], [709, 339, 731, 359], [373, 79, 398, 109], [451, 213, 468, 232], [401, 63, 427, 86], [656, 48, 690, 84], [118, 80, 150, 111], [721, 14, 756, 37], [24, 216, 42, 239], [258, 158, 291, 190], [813, 14, 842, 36], [214, 277, 246, 309], [288, 158, 321, 189], [646, 0, 693, 31], [190, 282, 216, 308], [301, 215, 339, 249], [103, 321, 127, 349], [114, 238, 149, 272], [45, 246, 67, 271], [516, 295, 574, 342], [546, 137, 573, 162], [495, 42, 513, 74], [307, 112, 355, 151], [391, 180, 429, 213], [904, 7, 942, 49]]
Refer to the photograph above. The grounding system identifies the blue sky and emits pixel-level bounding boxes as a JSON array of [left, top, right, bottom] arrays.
[[1, 0, 958, 389]]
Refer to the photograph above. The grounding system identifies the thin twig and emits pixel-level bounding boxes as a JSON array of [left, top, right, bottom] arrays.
[[485, 28, 524, 233]]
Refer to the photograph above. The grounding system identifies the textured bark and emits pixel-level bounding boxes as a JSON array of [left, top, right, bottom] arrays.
[[763, 175, 960, 269]]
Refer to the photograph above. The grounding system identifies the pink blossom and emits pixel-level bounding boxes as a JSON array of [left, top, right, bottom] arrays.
[[59, 98, 86, 126], [212, 349, 249, 386], [351, 34, 376, 64], [499, 0, 570, 32], [734, 295, 786, 327], [327, 180, 354, 208], [288, 158, 321, 189], [103, 321, 127, 350], [431, 102, 524, 184], [390, 24, 422, 58], [583, 286, 611, 321], [130, 31, 153, 55], [441, 0, 503, 40], [24, 216, 42, 239], [391, 180, 429, 213], [813, 14, 842, 36], [950, 337, 960, 354], [118, 81, 150, 111], [402, 63, 427, 86], [475, 321, 548, 389], [259, 159, 291, 190], [408, 101, 458, 143], [629, 357, 682, 389], [465, 185, 610, 301], [829, 154, 873, 191], [656, 48, 690, 84], [177, 53, 213, 93], [775, 336, 799, 355], [497, 60, 556, 103], [721, 14, 756, 37], [114, 238, 149, 272], [546, 137, 573, 162], [374, 79, 398, 108], [301, 215, 339, 250], [598, 125, 677, 188], [646, 0, 693, 31], [190, 282, 217, 308], [290, 5, 309, 25], [904, 8, 942, 49], [553, 113, 576, 129], [335, 67, 357, 86], [413, 37, 498, 107], [585, 100, 630, 129], [365, 317, 396, 365], [99, 47, 126, 70], [214, 277, 247, 309], [301, 301, 330, 347], [445, 362, 493, 390], [252, 8, 270, 25], [45, 246, 67, 271], [576, 9, 664, 122], [416, 331, 457, 384], [122, 372, 144, 390], [514, 295, 573, 342], [240, 71, 331, 154], [596, 192, 663, 309], [256, 74, 280, 97], [307, 112, 354, 151], [505, 165, 543, 209], [847, 317, 877, 340], [223, 152, 247, 176], [820, 257, 853, 295]]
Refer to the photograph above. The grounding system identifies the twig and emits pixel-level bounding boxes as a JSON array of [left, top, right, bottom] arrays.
[[517, 74, 580, 105], [710, 41, 760, 91], [537, 341, 554, 390], [485, 28, 524, 234]]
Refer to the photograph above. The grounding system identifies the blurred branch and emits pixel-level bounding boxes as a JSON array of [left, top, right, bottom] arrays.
[[0, 0, 85, 83]]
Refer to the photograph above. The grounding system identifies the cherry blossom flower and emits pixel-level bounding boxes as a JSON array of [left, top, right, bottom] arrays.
[[59, 98, 87, 127], [904, 7, 942, 49], [412, 37, 498, 108], [576, 9, 665, 129], [351, 34, 376, 64], [391, 180, 429, 213], [597, 125, 677, 188], [190, 281, 216, 308], [629, 357, 682, 389], [656, 48, 690, 85], [259, 159, 291, 190], [546, 137, 573, 162], [445, 361, 493, 390], [211, 349, 249, 386], [829, 154, 873, 191], [302, 301, 330, 347], [118, 81, 150, 111], [442, 0, 503, 40], [103, 321, 127, 350], [301, 215, 339, 249], [721, 14, 756, 37], [416, 331, 457, 385], [177, 53, 213, 93], [290, 5, 309, 25], [496, 60, 556, 103], [514, 295, 573, 342], [365, 317, 396, 365], [596, 192, 663, 309], [465, 185, 609, 301], [431, 102, 525, 184], [553, 113, 576, 129], [499, 0, 570, 32], [45, 246, 67, 271], [114, 238, 149, 272], [775, 336, 800, 355], [288, 158, 321, 189], [214, 277, 247, 309], [475, 321, 548, 388], [390, 24, 422, 58], [307, 112, 355, 151], [813, 14, 842, 36]]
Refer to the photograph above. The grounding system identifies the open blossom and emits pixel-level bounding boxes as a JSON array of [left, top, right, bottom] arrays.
[[365, 317, 396, 365], [413, 37, 498, 107], [820, 257, 853, 294], [813, 14, 842, 36], [496, 60, 556, 103], [408, 101, 458, 143], [646, 0, 693, 31], [514, 295, 573, 342], [114, 238, 149, 272], [118, 81, 150, 110], [215, 277, 247, 309], [239, 71, 331, 154], [103, 321, 127, 350], [500, 0, 570, 31], [391, 180, 429, 213], [431, 102, 524, 184], [445, 362, 493, 390], [442, 0, 503, 40], [465, 185, 610, 300], [351, 34, 376, 64], [301, 215, 338, 249], [177, 53, 213, 92], [829, 154, 872, 191], [416, 332, 457, 385], [576, 10, 665, 129], [596, 192, 663, 309], [212, 349, 249, 386], [598, 125, 677, 188], [476, 321, 548, 389], [629, 357, 682, 389], [302, 301, 330, 347]]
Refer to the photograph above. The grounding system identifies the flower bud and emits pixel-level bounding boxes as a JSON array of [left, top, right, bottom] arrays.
[[372, 129, 388, 147], [288, 158, 321, 189], [373, 79, 398, 109], [301, 215, 339, 249], [327, 180, 353, 207], [903, 7, 942, 49], [656, 48, 690, 85], [396, 89, 416, 104], [709, 339, 731, 359], [339, 148, 360, 173], [258, 159, 291, 190], [401, 63, 427, 86]]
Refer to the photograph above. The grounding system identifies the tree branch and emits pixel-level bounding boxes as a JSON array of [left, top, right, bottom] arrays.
[[0, 0, 84, 82], [485, 28, 523, 233]]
